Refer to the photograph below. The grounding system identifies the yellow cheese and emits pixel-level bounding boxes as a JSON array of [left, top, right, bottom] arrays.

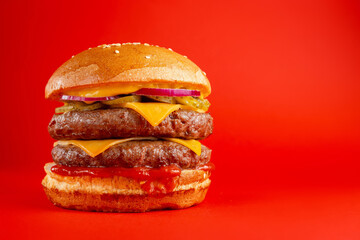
[[66, 85, 141, 98], [121, 102, 181, 127], [54, 138, 201, 157], [119, 102, 205, 126], [164, 138, 202, 156], [54, 137, 156, 157], [65, 84, 201, 98]]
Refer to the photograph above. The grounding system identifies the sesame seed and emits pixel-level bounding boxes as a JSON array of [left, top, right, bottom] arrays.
[[88, 47, 92, 50], [71, 55, 75, 58], [202, 71, 207, 76], [168, 48, 173, 51], [133, 42, 141, 45], [112, 43, 121, 46], [144, 43, 150, 46], [145, 56, 151, 59], [114, 50, 119, 54], [98, 44, 111, 48], [184, 55, 188, 58]]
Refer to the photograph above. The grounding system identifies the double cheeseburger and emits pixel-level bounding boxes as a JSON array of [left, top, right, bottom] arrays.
[[42, 43, 214, 212]]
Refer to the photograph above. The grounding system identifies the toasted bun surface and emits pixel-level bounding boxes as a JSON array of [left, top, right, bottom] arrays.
[[42, 163, 211, 212], [45, 43, 211, 99]]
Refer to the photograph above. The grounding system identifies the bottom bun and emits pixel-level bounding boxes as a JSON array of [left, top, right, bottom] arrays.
[[42, 163, 211, 212], [43, 186, 209, 212]]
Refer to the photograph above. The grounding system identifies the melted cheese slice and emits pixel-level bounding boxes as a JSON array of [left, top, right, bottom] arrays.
[[117, 102, 204, 127], [121, 102, 181, 127], [164, 138, 202, 156], [54, 138, 155, 157], [66, 85, 141, 98], [55, 138, 201, 157]]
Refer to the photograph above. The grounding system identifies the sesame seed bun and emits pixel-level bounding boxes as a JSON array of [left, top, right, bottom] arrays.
[[42, 163, 211, 212], [45, 43, 211, 99]]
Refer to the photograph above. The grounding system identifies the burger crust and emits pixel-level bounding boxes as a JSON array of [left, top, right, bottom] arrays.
[[45, 43, 211, 99], [42, 163, 211, 212]]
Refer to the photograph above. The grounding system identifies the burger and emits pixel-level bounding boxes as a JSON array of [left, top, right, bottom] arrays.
[[42, 43, 214, 212]]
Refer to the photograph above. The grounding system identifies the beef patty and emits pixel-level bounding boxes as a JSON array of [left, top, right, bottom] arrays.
[[52, 140, 211, 169], [49, 108, 213, 140]]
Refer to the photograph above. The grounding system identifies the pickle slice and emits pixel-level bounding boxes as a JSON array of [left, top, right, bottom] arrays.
[[101, 95, 141, 105], [55, 105, 75, 113], [175, 96, 210, 111], [146, 96, 176, 104], [55, 102, 104, 113]]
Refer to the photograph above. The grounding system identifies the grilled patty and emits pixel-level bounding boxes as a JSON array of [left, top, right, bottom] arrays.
[[49, 108, 213, 140], [52, 140, 211, 169]]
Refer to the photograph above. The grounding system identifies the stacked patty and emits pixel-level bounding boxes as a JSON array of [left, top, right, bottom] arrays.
[[49, 107, 213, 171]]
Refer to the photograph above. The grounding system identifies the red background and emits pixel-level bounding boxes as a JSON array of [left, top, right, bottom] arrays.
[[1, 0, 360, 239]]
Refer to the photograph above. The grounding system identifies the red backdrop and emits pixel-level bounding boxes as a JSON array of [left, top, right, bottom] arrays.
[[1, 0, 360, 239]]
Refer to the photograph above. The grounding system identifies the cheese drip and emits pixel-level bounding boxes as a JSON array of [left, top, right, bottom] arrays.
[[122, 102, 180, 127], [117, 102, 203, 127]]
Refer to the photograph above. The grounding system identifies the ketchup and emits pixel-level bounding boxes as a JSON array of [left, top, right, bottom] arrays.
[[196, 162, 215, 171], [51, 164, 181, 180], [50, 164, 214, 195]]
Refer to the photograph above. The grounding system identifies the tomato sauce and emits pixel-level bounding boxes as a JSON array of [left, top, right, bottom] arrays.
[[50, 163, 214, 194]]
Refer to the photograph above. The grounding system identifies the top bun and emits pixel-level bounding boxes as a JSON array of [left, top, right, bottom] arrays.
[[45, 43, 211, 99]]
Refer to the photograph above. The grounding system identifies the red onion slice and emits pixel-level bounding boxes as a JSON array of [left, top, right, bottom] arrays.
[[134, 88, 200, 97], [60, 88, 200, 101], [60, 95, 120, 101]]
